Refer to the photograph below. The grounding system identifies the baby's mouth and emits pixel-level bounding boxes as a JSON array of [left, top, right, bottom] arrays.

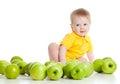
[[80, 31, 85, 33]]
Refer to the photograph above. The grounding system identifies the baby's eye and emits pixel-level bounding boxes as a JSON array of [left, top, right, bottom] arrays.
[[76, 24, 80, 26], [84, 23, 87, 26]]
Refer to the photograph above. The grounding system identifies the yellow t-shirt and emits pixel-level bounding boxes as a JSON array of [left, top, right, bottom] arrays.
[[60, 32, 93, 60]]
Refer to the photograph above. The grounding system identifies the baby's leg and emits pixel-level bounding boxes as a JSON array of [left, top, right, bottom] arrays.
[[77, 57, 88, 62], [48, 42, 59, 62]]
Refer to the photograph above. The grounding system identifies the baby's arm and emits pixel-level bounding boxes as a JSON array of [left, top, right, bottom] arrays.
[[58, 45, 67, 64], [87, 52, 94, 62]]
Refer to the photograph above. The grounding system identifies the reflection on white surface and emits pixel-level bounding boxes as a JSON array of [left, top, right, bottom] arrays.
[[93, 73, 116, 84], [0, 71, 119, 84]]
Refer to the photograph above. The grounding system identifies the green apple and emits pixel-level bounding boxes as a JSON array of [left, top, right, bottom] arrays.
[[56, 62, 65, 69], [103, 57, 112, 60], [10, 56, 23, 63], [45, 61, 65, 78], [45, 61, 64, 69], [24, 62, 41, 76], [47, 65, 63, 80], [11, 59, 22, 64], [93, 59, 103, 73], [44, 61, 56, 68], [63, 59, 81, 78], [71, 64, 85, 80], [29, 62, 42, 72], [0, 60, 10, 75], [5, 64, 20, 79], [81, 62, 94, 77], [56, 62, 65, 77], [102, 59, 117, 74], [23, 62, 33, 76], [44, 61, 54, 66], [30, 62, 47, 80], [17, 61, 27, 75]]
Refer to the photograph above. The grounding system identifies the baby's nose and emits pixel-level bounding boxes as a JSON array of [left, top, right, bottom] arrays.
[[80, 27, 86, 29]]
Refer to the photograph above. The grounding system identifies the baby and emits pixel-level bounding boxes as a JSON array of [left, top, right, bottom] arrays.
[[48, 8, 94, 63]]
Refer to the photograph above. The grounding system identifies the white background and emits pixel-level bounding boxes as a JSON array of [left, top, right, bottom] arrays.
[[0, 0, 120, 66], [0, 0, 120, 84]]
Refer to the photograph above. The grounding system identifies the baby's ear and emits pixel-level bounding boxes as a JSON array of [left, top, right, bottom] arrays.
[[70, 24, 73, 28]]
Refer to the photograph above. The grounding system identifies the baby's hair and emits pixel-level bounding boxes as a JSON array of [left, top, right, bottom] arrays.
[[70, 8, 91, 23]]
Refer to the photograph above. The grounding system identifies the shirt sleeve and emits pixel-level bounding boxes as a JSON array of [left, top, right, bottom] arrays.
[[60, 33, 75, 49]]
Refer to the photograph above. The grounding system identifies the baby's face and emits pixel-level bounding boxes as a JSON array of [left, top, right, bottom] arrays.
[[71, 16, 90, 37]]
